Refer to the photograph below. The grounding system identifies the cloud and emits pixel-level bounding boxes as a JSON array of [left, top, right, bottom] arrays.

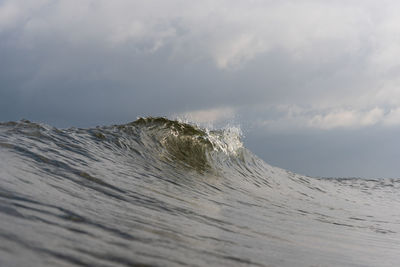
[[2, 0, 400, 131], [0, 1, 20, 30], [174, 107, 235, 125], [383, 108, 400, 126], [309, 108, 384, 129], [0, 1, 380, 68], [213, 34, 268, 69], [0, 0, 396, 75], [253, 106, 393, 132]]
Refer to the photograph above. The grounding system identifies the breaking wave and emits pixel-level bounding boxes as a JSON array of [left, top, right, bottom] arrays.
[[0, 117, 399, 266]]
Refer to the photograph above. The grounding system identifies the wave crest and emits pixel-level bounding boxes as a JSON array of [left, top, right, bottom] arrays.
[[129, 117, 243, 172]]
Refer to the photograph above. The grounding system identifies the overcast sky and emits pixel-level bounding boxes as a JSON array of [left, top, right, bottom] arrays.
[[2, 0, 400, 178]]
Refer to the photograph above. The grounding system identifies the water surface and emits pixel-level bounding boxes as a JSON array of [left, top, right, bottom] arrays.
[[0, 118, 399, 266]]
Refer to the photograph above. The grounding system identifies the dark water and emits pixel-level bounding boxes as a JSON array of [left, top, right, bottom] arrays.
[[0, 117, 399, 267]]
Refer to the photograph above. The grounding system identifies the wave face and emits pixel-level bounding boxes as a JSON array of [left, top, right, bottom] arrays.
[[0, 117, 400, 267]]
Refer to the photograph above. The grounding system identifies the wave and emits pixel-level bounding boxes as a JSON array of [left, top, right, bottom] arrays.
[[0, 117, 400, 266]]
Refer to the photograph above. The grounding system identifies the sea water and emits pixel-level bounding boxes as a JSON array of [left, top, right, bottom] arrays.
[[0, 118, 399, 266]]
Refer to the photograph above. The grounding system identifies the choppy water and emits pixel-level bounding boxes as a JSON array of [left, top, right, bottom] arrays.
[[0, 117, 399, 267]]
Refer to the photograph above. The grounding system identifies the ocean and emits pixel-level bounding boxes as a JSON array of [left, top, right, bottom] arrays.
[[0, 117, 399, 266]]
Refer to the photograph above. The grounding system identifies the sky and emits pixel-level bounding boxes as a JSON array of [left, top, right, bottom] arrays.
[[1, 0, 400, 178]]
